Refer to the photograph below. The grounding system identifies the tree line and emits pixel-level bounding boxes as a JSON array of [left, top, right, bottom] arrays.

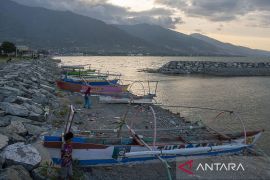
[[0, 41, 16, 55]]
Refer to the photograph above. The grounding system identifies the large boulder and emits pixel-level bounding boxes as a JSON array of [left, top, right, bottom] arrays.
[[0, 165, 32, 180], [1, 143, 41, 171], [0, 103, 29, 117], [0, 134, 8, 150]]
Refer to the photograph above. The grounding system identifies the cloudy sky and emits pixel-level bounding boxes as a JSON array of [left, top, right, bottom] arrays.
[[12, 0, 270, 51]]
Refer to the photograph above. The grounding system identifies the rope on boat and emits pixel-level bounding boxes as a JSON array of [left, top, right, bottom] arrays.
[[125, 124, 172, 180], [149, 106, 157, 148], [122, 105, 172, 180], [234, 112, 247, 144], [128, 81, 146, 96]]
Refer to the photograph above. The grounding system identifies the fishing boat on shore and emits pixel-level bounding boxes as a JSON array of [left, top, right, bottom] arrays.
[[43, 105, 264, 166], [43, 126, 263, 166], [98, 81, 159, 104], [62, 77, 119, 86], [56, 80, 128, 94], [99, 93, 156, 104]]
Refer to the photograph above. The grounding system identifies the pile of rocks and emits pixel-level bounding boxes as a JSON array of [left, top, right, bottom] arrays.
[[158, 61, 270, 76], [0, 58, 60, 179]]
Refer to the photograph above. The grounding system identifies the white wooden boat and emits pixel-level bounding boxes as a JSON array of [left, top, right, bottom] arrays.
[[99, 93, 156, 104], [43, 105, 263, 168], [43, 130, 262, 166]]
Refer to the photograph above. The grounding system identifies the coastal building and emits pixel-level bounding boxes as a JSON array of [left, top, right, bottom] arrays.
[[16, 45, 34, 57]]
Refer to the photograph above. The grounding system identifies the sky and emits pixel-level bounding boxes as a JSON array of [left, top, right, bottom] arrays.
[[12, 0, 270, 51]]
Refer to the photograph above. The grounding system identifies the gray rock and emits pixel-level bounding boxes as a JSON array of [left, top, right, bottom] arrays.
[[0, 103, 29, 117], [30, 77, 38, 83], [40, 84, 55, 93], [28, 112, 45, 122], [0, 156, 4, 169], [5, 133, 26, 144], [23, 124, 43, 136], [23, 103, 44, 115], [31, 167, 51, 180], [32, 93, 48, 105], [3, 96, 17, 103], [0, 116, 10, 127], [0, 134, 9, 150], [4, 115, 32, 123], [0, 165, 32, 180], [1, 143, 41, 171], [0, 86, 23, 97], [6, 121, 27, 136], [16, 96, 32, 104]]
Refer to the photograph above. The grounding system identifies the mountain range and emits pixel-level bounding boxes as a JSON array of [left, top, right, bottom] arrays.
[[0, 0, 269, 56]]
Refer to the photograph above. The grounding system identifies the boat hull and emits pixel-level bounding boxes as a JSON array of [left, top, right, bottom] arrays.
[[63, 78, 118, 86], [99, 94, 155, 104], [43, 131, 262, 166], [56, 80, 128, 94]]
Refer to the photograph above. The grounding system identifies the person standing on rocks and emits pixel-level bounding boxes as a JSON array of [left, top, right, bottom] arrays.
[[61, 132, 74, 180], [84, 86, 91, 109]]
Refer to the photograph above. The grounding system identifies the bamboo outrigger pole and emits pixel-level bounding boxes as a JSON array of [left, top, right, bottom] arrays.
[[124, 105, 172, 180]]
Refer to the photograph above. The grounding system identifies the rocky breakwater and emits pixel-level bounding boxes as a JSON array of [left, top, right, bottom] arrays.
[[157, 61, 270, 76], [0, 58, 60, 179]]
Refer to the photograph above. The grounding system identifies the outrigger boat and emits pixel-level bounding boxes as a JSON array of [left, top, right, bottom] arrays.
[[56, 80, 128, 94], [99, 81, 158, 104], [61, 64, 95, 73], [62, 77, 119, 86], [43, 105, 263, 166], [99, 93, 156, 104]]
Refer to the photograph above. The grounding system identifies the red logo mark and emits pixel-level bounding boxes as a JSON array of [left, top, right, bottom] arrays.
[[178, 160, 194, 175]]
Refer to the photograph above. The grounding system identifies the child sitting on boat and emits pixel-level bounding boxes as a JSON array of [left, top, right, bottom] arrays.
[[60, 132, 74, 180]]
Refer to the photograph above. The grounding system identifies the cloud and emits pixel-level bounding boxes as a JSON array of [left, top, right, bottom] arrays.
[[156, 0, 270, 23], [126, 16, 183, 29], [11, 0, 182, 28]]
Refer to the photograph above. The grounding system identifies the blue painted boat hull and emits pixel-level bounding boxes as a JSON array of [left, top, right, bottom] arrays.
[[63, 78, 118, 86]]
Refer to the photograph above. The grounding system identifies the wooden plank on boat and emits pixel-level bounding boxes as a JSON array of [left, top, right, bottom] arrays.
[[75, 126, 205, 133], [43, 142, 109, 149], [61, 65, 85, 69]]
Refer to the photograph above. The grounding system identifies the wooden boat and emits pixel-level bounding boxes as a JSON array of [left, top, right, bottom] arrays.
[[99, 93, 156, 104], [67, 73, 108, 79], [43, 130, 263, 166], [61, 65, 85, 69], [67, 70, 97, 76], [43, 105, 263, 167], [62, 78, 119, 86], [56, 80, 128, 94]]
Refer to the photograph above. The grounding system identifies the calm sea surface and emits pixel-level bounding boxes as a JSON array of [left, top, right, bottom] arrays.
[[57, 56, 270, 155]]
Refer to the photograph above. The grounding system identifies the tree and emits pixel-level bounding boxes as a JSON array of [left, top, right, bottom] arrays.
[[1, 41, 16, 54]]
